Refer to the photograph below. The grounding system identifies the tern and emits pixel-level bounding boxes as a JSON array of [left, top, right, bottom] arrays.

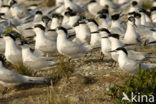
[[110, 47, 156, 73], [34, 24, 57, 56], [21, 45, 57, 70], [3, 33, 22, 66], [56, 26, 92, 58], [0, 59, 48, 87]]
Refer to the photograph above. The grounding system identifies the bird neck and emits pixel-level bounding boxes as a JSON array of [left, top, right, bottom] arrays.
[[110, 38, 122, 50], [89, 24, 98, 32], [135, 18, 141, 25], [118, 51, 128, 64], [35, 30, 46, 39], [57, 31, 67, 41], [51, 18, 60, 29], [5, 38, 17, 52], [111, 20, 121, 28], [69, 16, 79, 26], [141, 13, 147, 25], [125, 22, 137, 38]]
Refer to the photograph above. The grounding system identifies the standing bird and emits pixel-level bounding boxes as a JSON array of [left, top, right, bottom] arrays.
[[33, 24, 57, 56], [123, 16, 140, 44], [110, 47, 156, 73], [22, 45, 57, 70], [64, 0, 87, 13], [3, 34, 22, 66], [56, 26, 92, 58], [0, 59, 48, 87]]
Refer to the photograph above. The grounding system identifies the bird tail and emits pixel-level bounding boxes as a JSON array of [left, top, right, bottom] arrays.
[[23, 76, 48, 84], [141, 63, 156, 71]]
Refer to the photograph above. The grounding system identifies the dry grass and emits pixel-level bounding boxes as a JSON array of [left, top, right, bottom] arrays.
[[11, 63, 34, 76], [49, 56, 75, 85], [41, 0, 56, 7], [36, 85, 72, 104]]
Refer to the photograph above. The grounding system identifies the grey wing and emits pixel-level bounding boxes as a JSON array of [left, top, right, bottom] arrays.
[[62, 41, 87, 55], [124, 60, 139, 73], [24, 60, 51, 69], [0, 68, 25, 83]]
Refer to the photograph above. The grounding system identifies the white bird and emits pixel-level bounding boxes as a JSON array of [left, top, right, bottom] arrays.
[[50, 14, 61, 30], [150, 7, 156, 22], [9, 0, 31, 19], [64, 0, 86, 13], [33, 24, 57, 55], [45, 29, 57, 41], [109, 33, 152, 61], [148, 29, 156, 46], [110, 14, 125, 38], [3, 34, 22, 66], [0, 60, 48, 87], [87, 19, 101, 48], [100, 28, 111, 57], [123, 16, 141, 44], [110, 47, 156, 73], [129, 1, 142, 13], [87, 0, 104, 16], [56, 26, 92, 58], [87, 18, 99, 32], [21, 45, 57, 70], [76, 20, 90, 44], [98, 14, 111, 29], [90, 31, 101, 48]]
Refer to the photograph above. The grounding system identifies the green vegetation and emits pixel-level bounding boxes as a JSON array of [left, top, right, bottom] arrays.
[[2, 26, 13, 34], [110, 67, 156, 104]]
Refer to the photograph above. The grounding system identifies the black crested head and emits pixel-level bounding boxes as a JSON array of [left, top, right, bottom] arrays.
[[139, 8, 146, 13], [99, 14, 107, 19], [89, 0, 96, 3], [111, 14, 120, 20], [79, 20, 86, 24], [10, 0, 17, 6], [150, 6, 156, 12], [134, 12, 141, 18], [36, 11, 42, 15], [0, 13, 5, 16], [4, 33, 16, 40], [1, 5, 10, 8], [34, 24, 45, 31], [64, 11, 71, 16], [87, 18, 98, 26], [69, 11, 77, 16], [42, 16, 51, 22], [21, 40, 29, 45], [110, 33, 120, 39], [99, 28, 110, 34], [48, 29, 55, 31], [80, 16, 86, 20], [52, 13, 62, 19], [128, 16, 135, 22], [73, 21, 79, 27], [116, 47, 128, 55], [67, 7, 73, 12], [0, 54, 6, 65], [97, 8, 109, 15], [128, 11, 136, 15], [132, 1, 138, 6], [57, 27, 68, 34]]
